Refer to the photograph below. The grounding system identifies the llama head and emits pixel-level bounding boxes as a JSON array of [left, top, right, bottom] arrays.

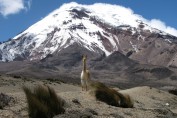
[[82, 54, 87, 62]]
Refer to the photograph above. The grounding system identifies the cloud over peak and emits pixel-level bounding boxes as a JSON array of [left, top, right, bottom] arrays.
[[60, 2, 177, 37], [0, 0, 32, 17], [147, 19, 177, 36]]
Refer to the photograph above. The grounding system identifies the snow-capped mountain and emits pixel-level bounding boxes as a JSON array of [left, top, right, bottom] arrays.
[[0, 2, 177, 67]]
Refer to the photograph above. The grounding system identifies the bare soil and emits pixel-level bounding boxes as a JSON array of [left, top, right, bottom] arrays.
[[0, 75, 177, 118]]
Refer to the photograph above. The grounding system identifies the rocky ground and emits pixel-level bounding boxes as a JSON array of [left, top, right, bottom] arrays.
[[0, 75, 177, 118]]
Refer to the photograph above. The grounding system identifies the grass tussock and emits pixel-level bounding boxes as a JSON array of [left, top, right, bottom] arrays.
[[23, 85, 65, 118], [89, 81, 134, 108], [168, 89, 177, 96]]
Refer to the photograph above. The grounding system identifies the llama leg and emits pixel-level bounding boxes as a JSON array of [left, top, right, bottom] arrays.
[[81, 79, 84, 91], [82, 85, 83, 91], [86, 85, 88, 91], [86, 81, 88, 91]]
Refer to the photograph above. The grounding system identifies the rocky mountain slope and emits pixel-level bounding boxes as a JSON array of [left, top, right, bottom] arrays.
[[0, 50, 177, 90], [0, 2, 177, 68]]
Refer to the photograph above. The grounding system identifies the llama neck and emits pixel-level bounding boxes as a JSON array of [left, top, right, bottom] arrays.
[[83, 60, 86, 72]]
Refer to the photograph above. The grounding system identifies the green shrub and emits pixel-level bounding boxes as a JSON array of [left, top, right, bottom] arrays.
[[23, 85, 65, 118], [89, 81, 134, 108]]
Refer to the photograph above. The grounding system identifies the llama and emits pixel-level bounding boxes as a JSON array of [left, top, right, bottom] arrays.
[[81, 55, 90, 91]]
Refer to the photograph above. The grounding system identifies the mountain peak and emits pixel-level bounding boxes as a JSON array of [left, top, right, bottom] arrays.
[[0, 2, 177, 64]]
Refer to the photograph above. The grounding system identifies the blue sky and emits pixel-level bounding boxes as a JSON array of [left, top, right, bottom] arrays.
[[0, 0, 177, 42]]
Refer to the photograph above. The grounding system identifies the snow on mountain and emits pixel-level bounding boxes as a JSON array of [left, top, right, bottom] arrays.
[[0, 2, 176, 62]]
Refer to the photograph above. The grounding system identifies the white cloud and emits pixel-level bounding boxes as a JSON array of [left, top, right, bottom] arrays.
[[149, 19, 166, 30], [166, 27, 177, 36], [146, 19, 177, 36], [0, 0, 32, 17], [26, 0, 32, 10]]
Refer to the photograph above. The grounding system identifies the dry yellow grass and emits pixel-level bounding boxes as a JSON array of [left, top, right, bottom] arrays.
[[23, 85, 65, 118], [89, 81, 134, 108]]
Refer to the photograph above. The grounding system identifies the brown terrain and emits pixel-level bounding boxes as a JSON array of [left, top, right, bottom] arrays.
[[0, 74, 177, 118], [1, 49, 177, 90]]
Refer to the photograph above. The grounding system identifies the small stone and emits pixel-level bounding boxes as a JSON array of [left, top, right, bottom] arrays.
[[0, 93, 15, 109], [72, 99, 81, 105], [84, 108, 98, 115], [165, 103, 169, 106]]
